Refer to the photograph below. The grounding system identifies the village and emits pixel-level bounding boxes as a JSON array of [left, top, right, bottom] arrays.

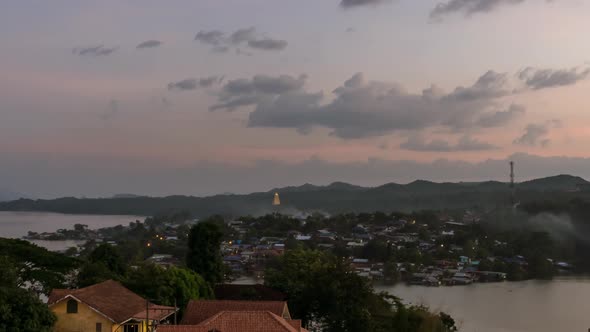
[[25, 194, 577, 289]]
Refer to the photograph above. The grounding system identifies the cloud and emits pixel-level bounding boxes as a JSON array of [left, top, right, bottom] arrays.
[[476, 103, 526, 127], [194, 30, 225, 45], [236, 48, 253, 56], [210, 74, 307, 111], [431, 0, 526, 18], [73, 45, 118, 56], [247, 38, 288, 51], [444, 70, 510, 101], [518, 66, 590, 90], [340, 0, 391, 8], [400, 135, 497, 152], [167, 76, 221, 91], [212, 46, 230, 53], [513, 120, 561, 147], [168, 79, 197, 91], [212, 71, 521, 138], [136, 40, 162, 49], [230, 27, 257, 44], [195, 27, 288, 53], [345, 27, 356, 33], [199, 76, 223, 87]]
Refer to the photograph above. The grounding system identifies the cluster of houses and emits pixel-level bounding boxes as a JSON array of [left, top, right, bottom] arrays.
[[218, 214, 518, 286], [407, 258, 507, 286], [47, 280, 306, 332]]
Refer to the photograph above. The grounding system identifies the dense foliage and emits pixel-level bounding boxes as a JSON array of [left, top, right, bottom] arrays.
[[186, 221, 224, 284], [125, 264, 213, 314], [0, 257, 57, 332], [0, 238, 78, 294], [265, 249, 456, 332]]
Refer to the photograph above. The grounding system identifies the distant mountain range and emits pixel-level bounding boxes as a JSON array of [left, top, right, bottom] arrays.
[[0, 189, 28, 202], [1, 175, 589, 217]]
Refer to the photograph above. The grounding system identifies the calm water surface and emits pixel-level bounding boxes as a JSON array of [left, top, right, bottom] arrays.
[[0, 211, 143, 250], [377, 278, 590, 332]]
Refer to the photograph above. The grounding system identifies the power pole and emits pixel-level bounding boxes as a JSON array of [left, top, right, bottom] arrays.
[[510, 161, 515, 207], [146, 299, 150, 332], [174, 298, 177, 325]]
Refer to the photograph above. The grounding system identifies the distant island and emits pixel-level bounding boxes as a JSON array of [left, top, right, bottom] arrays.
[[1, 174, 589, 217]]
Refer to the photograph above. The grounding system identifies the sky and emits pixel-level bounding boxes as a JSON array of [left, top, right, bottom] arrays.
[[2, 0, 590, 198]]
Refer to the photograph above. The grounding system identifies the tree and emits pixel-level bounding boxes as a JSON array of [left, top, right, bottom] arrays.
[[186, 221, 223, 284], [76, 261, 121, 287], [0, 258, 57, 332], [76, 244, 128, 287], [265, 249, 454, 332], [0, 239, 78, 295], [125, 264, 213, 314], [0, 286, 57, 332], [265, 249, 374, 332], [87, 244, 127, 276]]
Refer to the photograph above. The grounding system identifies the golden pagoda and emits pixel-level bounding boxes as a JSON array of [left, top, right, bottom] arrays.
[[272, 192, 281, 206]]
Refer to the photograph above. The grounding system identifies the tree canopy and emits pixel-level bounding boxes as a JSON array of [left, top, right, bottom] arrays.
[[124, 263, 213, 315], [0, 257, 57, 332], [265, 249, 455, 332], [186, 221, 224, 284], [0, 238, 78, 295]]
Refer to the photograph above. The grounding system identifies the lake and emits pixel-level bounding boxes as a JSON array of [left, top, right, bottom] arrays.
[[377, 278, 590, 332], [0, 211, 144, 251]]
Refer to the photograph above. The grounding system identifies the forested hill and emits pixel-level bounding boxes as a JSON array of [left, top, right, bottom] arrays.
[[2, 175, 590, 217]]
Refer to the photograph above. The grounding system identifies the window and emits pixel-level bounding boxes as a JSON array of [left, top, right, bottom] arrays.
[[96, 323, 102, 332], [66, 299, 78, 314], [123, 325, 139, 332]]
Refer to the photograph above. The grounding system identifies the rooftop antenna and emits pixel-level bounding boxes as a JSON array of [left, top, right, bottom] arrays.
[[510, 161, 515, 207]]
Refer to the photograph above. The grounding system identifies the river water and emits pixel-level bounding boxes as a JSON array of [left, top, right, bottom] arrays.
[[0, 211, 143, 251], [377, 278, 590, 332]]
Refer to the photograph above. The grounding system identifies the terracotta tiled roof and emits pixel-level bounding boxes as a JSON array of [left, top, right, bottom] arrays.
[[158, 311, 307, 332], [180, 300, 290, 325], [48, 280, 175, 323], [213, 284, 287, 301], [287, 319, 302, 330], [133, 304, 178, 321], [47, 289, 69, 303]]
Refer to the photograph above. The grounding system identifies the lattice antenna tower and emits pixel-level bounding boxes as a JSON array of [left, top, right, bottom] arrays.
[[510, 161, 515, 206]]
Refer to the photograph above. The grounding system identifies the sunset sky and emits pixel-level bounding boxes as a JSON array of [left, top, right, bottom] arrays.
[[2, 0, 590, 197]]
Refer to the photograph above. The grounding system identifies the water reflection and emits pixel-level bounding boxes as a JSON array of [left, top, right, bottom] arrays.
[[377, 278, 590, 332]]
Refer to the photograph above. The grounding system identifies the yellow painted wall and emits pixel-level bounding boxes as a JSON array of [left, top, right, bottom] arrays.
[[51, 299, 150, 332], [51, 299, 113, 332]]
